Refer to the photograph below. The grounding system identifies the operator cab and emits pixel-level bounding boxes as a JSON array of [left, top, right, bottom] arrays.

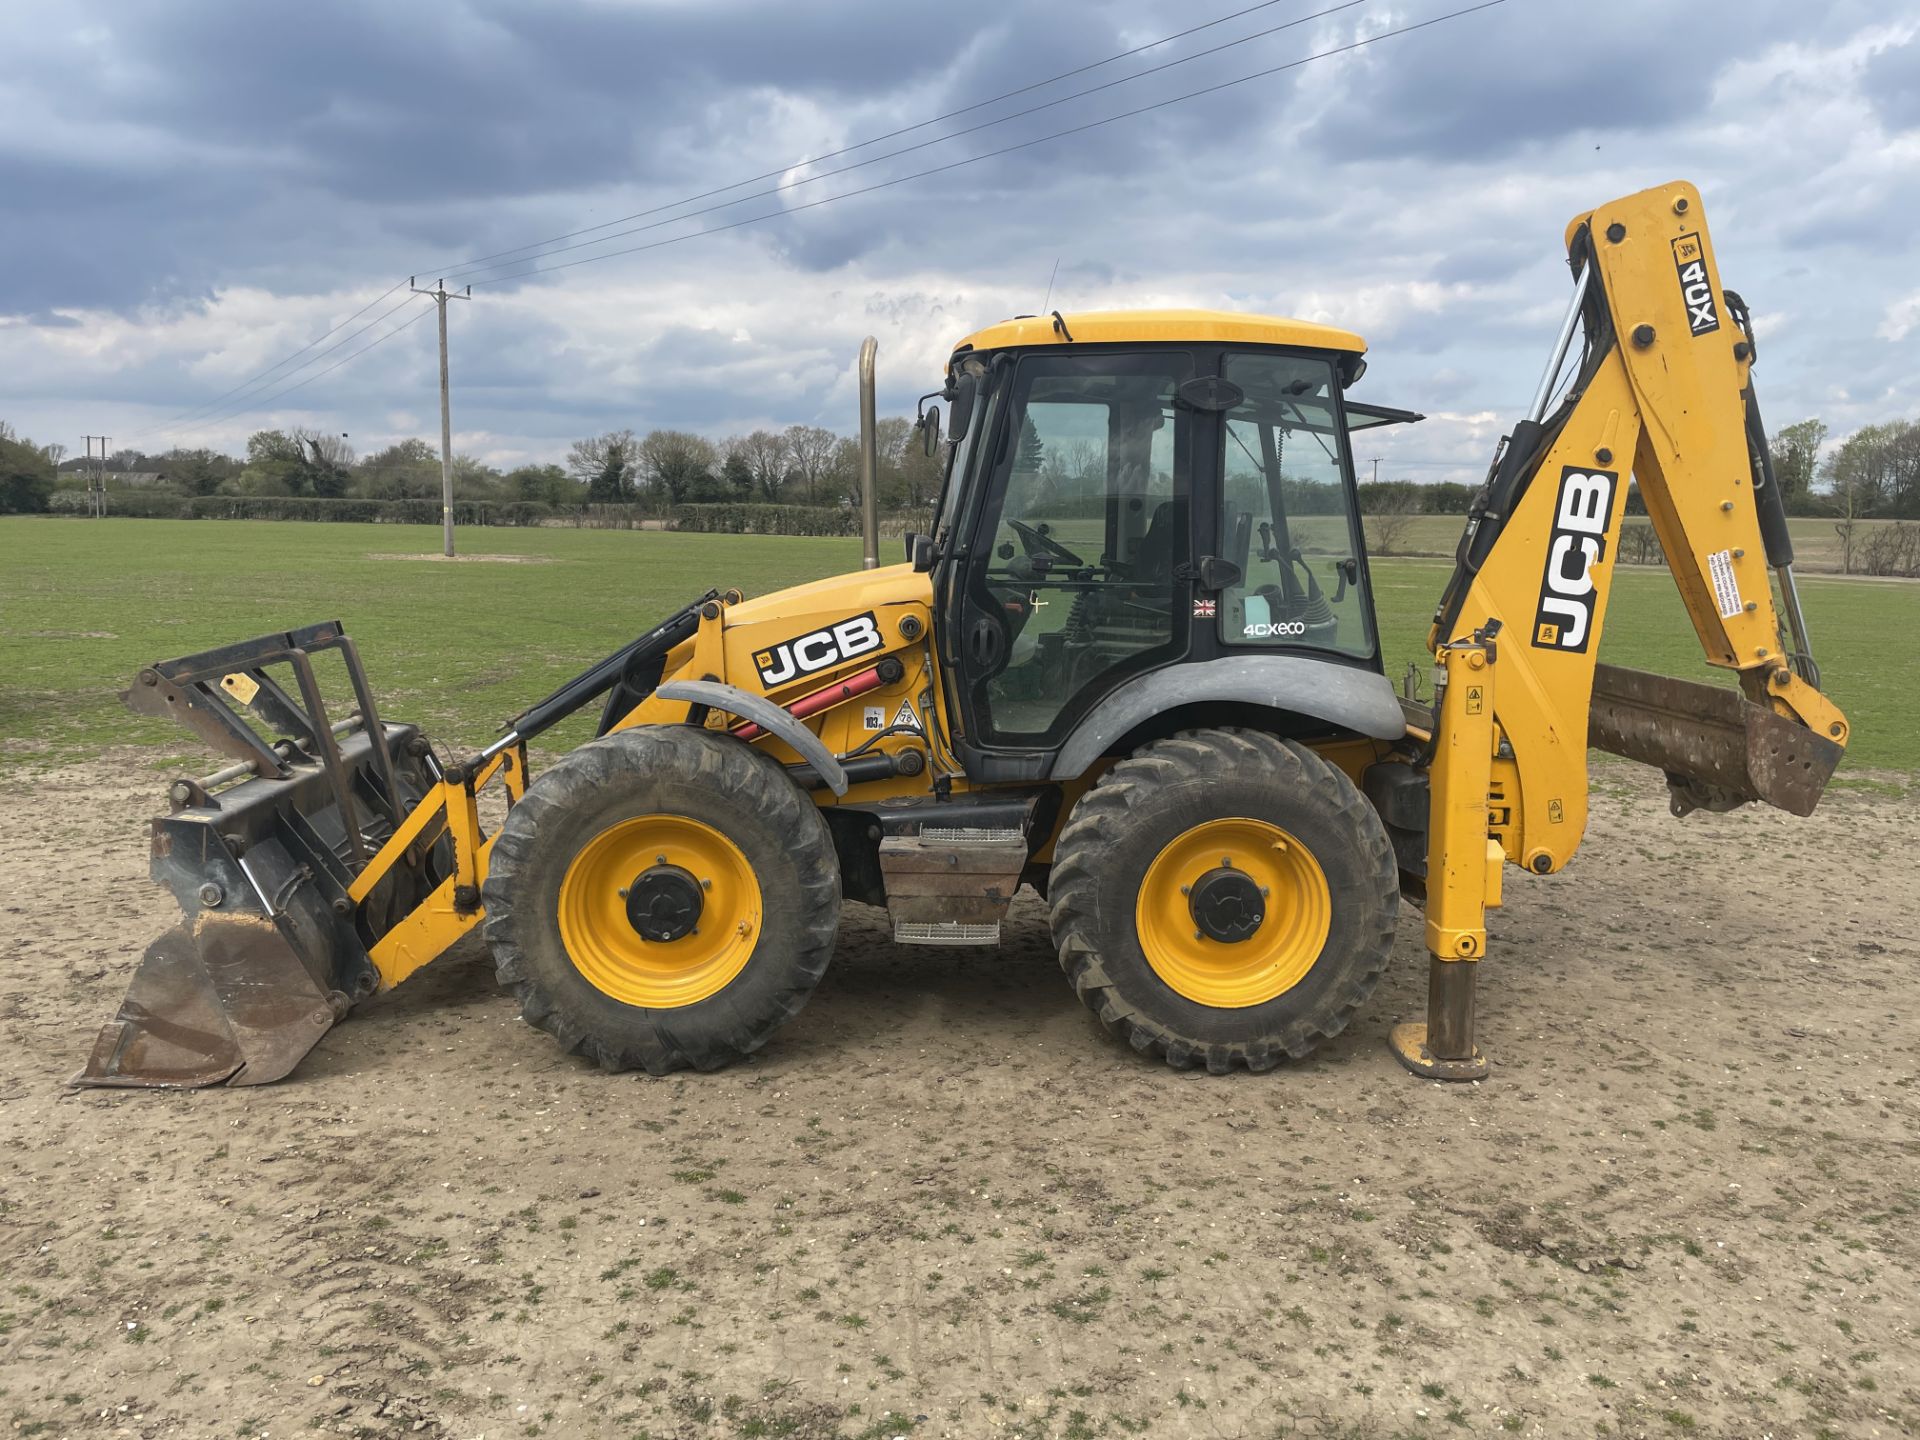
[[924, 309, 1420, 778]]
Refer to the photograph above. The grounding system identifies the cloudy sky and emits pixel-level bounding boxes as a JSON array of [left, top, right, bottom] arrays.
[[1, 0, 1915, 481]]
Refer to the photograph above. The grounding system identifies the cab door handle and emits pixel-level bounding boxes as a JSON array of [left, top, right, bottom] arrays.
[[967, 616, 1006, 671]]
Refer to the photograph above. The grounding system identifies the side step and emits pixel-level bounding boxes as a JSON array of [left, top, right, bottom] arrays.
[[879, 828, 1029, 946]]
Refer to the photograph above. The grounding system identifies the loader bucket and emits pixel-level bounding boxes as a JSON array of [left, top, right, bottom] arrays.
[[80, 919, 348, 1088], [75, 623, 446, 1089], [1588, 663, 1842, 818]]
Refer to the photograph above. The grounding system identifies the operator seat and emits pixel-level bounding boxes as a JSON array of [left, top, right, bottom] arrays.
[[1128, 500, 1185, 583]]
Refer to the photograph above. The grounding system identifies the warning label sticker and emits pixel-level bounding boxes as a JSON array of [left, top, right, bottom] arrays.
[[893, 700, 923, 733], [221, 672, 260, 704], [1707, 548, 1743, 619], [862, 705, 885, 731]]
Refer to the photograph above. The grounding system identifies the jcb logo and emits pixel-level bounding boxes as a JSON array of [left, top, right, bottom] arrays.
[[753, 611, 884, 687], [1531, 467, 1617, 654], [1671, 233, 1719, 336]]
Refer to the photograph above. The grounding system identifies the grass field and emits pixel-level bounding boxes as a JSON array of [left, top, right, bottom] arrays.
[[1366, 513, 1888, 572], [3, 516, 1914, 772]]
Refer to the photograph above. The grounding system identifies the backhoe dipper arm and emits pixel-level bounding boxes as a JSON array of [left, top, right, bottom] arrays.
[[1391, 181, 1850, 1081]]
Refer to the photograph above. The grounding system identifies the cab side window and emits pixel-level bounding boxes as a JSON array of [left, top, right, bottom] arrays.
[[1216, 353, 1375, 659]]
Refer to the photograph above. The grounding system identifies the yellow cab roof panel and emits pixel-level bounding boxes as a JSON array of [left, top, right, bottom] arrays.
[[952, 308, 1366, 357]]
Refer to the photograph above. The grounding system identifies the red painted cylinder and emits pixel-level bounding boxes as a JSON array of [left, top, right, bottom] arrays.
[[732, 664, 887, 742]]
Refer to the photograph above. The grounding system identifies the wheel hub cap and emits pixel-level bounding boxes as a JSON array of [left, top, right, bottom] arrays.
[[625, 864, 703, 943], [1188, 866, 1265, 943]]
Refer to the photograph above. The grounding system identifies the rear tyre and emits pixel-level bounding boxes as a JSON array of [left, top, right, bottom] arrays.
[[1048, 728, 1397, 1074], [483, 725, 839, 1074]]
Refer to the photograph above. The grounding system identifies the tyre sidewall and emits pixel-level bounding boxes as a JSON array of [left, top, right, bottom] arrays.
[[1076, 752, 1391, 1054], [487, 728, 837, 1069]]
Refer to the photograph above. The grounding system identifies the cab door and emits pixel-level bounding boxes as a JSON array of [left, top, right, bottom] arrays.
[[948, 349, 1195, 770]]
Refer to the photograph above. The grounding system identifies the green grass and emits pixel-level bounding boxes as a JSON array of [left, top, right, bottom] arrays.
[[1364, 514, 1893, 573], [1368, 558, 1916, 773], [2, 517, 1913, 773], [0, 519, 862, 765]]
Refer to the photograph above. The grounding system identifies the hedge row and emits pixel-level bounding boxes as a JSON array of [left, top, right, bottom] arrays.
[[42, 492, 935, 536], [47, 491, 544, 524], [664, 503, 933, 537]]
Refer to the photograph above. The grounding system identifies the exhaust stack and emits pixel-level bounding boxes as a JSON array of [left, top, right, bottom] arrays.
[[858, 335, 879, 569]]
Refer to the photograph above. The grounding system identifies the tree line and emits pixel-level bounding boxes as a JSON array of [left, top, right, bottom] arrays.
[[6, 412, 1919, 533], [0, 418, 943, 516]]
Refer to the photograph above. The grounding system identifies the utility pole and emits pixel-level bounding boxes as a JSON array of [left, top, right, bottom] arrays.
[[410, 278, 469, 557], [84, 435, 111, 518]]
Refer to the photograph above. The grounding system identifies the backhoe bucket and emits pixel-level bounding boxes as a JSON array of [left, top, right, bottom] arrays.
[[75, 623, 446, 1089], [1588, 663, 1842, 817]]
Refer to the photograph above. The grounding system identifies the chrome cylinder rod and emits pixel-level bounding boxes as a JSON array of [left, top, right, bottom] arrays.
[[1525, 261, 1593, 425], [1777, 564, 1817, 678]]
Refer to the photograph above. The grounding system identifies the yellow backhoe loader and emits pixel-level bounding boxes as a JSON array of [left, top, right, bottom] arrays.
[[78, 181, 1847, 1088]]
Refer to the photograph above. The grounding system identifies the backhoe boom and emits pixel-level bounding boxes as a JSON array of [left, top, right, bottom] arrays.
[[1390, 180, 1849, 1079]]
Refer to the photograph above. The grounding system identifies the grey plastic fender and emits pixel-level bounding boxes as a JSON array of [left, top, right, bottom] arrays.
[[1049, 655, 1406, 780], [655, 680, 849, 797]]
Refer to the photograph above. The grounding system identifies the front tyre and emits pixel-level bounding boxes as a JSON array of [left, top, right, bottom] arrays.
[[483, 726, 840, 1074], [1048, 728, 1397, 1073]]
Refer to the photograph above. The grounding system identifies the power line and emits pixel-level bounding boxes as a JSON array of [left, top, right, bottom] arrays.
[[442, 0, 1367, 287], [427, 0, 1325, 281], [470, 2, 1504, 289], [181, 300, 433, 436], [160, 292, 428, 437], [141, 0, 1318, 437], [141, 0, 1499, 438], [149, 280, 409, 433]]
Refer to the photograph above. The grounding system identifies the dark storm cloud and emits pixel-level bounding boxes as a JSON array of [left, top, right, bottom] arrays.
[[0, 0, 969, 312], [1304, 0, 1825, 160], [89, 0, 956, 203], [1, 0, 1913, 472]]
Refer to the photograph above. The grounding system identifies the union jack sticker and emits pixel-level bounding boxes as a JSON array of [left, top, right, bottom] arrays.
[[1192, 597, 1218, 618]]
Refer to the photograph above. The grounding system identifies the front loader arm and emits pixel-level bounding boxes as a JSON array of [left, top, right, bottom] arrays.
[[1390, 180, 1849, 1080]]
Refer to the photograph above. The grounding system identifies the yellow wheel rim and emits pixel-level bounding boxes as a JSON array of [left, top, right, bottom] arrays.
[[557, 815, 760, 1008], [1135, 817, 1332, 1008]]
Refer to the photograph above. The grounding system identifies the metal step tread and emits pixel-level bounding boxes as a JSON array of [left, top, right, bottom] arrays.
[[915, 826, 1024, 844], [893, 920, 1002, 946]]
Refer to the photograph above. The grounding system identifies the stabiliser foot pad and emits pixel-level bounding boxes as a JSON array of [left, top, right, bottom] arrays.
[[1387, 1022, 1488, 1081]]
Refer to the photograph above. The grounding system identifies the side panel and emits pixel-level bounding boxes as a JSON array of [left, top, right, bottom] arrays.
[[613, 565, 958, 806]]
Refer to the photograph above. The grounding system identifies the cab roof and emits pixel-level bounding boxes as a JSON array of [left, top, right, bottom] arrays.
[[951, 307, 1366, 357]]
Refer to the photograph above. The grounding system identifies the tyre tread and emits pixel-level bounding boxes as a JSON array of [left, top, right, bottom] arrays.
[[483, 726, 839, 1075], [1048, 727, 1397, 1074]]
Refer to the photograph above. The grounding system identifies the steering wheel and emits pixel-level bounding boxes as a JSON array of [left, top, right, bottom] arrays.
[[1008, 518, 1085, 567]]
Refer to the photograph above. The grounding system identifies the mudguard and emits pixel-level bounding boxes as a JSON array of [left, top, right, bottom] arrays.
[[1049, 654, 1406, 780]]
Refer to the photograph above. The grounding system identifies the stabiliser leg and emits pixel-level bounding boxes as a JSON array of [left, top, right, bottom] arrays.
[[1389, 956, 1487, 1081], [1389, 631, 1499, 1081]]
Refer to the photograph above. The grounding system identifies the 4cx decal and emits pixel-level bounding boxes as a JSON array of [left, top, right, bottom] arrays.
[[1671, 232, 1720, 336], [752, 611, 884, 687], [1531, 466, 1618, 654]]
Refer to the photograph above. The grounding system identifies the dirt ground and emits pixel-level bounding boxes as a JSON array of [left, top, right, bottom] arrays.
[[1, 758, 1915, 1440]]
